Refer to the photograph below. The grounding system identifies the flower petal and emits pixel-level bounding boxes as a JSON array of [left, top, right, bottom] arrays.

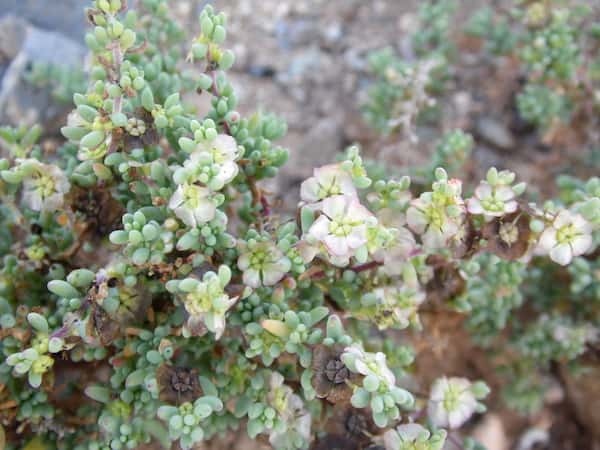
[[550, 242, 573, 266]]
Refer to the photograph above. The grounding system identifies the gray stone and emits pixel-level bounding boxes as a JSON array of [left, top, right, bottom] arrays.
[[0, 19, 86, 130], [476, 117, 516, 151], [0, 0, 87, 41], [275, 18, 319, 49], [0, 14, 27, 62]]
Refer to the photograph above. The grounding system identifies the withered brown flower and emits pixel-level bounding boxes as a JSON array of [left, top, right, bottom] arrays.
[[156, 364, 201, 404], [482, 211, 531, 260], [87, 303, 120, 346], [320, 407, 379, 450], [309, 434, 360, 450], [311, 344, 357, 404], [124, 108, 159, 150], [451, 215, 479, 259], [425, 255, 466, 303], [71, 188, 124, 237]]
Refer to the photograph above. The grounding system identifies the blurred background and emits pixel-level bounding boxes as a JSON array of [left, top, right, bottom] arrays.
[[1, 0, 533, 210]]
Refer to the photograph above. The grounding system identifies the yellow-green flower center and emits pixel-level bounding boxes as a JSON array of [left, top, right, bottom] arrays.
[[556, 224, 578, 245]]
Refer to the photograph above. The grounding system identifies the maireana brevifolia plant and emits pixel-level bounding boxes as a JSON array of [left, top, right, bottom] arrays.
[[0, 1, 599, 449]]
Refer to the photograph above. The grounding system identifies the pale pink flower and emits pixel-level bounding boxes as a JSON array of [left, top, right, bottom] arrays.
[[467, 182, 518, 218], [428, 377, 477, 429], [186, 134, 240, 190], [21, 159, 70, 212], [538, 210, 593, 265], [237, 241, 291, 288], [306, 195, 374, 266], [300, 164, 357, 205], [406, 194, 462, 249]]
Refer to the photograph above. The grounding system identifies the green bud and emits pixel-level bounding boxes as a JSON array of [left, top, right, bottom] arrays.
[[351, 388, 370, 408], [200, 17, 214, 37], [371, 395, 384, 413], [363, 375, 380, 392], [471, 381, 490, 399], [434, 167, 448, 182], [326, 315, 344, 340], [300, 207, 315, 232], [142, 223, 159, 241], [125, 369, 146, 388], [141, 87, 154, 111], [67, 269, 96, 288], [110, 20, 124, 38], [48, 337, 64, 353], [216, 99, 228, 115], [155, 114, 168, 128], [1, 170, 23, 184], [146, 350, 162, 365], [120, 29, 136, 50], [27, 313, 48, 333], [47, 280, 80, 299], [178, 137, 196, 153], [77, 105, 99, 122], [128, 229, 143, 245], [218, 265, 231, 285], [486, 167, 499, 185], [107, 83, 121, 98], [164, 93, 180, 110], [219, 50, 235, 70], [580, 198, 600, 221], [530, 219, 545, 234], [111, 112, 127, 127], [169, 415, 183, 430], [177, 233, 197, 251], [61, 126, 88, 141], [179, 278, 199, 292], [204, 127, 218, 141], [92, 163, 113, 181], [85, 385, 111, 403], [212, 25, 226, 43], [80, 130, 105, 149], [98, 0, 111, 12], [94, 26, 108, 43], [192, 43, 207, 60], [132, 76, 145, 90], [109, 230, 129, 245], [85, 33, 100, 51]]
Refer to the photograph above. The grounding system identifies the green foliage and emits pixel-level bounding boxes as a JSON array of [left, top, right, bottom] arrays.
[[0, 1, 599, 450]]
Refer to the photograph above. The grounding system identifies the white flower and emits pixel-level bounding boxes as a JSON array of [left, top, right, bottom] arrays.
[[372, 285, 425, 330], [300, 163, 357, 205], [169, 184, 216, 228], [467, 182, 518, 218], [406, 193, 463, 250], [186, 134, 240, 190], [378, 226, 417, 276], [237, 241, 291, 288], [21, 159, 70, 212], [383, 423, 430, 450], [306, 195, 374, 266], [537, 210, 593, 265], [428, 377, 477, 429], [267, 372, 312, 449], [341, 344, 396, 387], [183, 272, 237, 339]]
